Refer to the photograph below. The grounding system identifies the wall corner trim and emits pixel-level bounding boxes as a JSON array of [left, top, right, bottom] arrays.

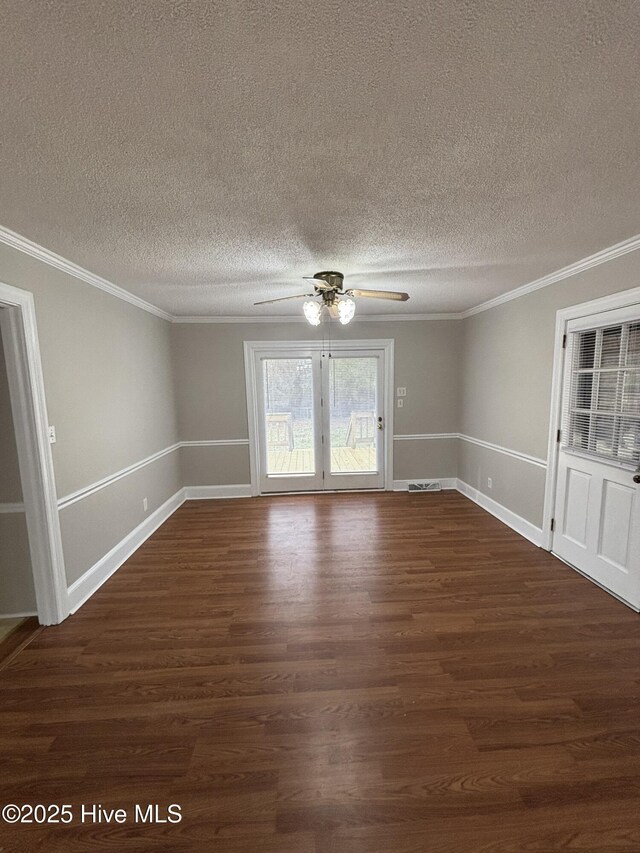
[[0, 225, 172, 322], [456, 479, 544, 547], [67, 488, 186, 613]]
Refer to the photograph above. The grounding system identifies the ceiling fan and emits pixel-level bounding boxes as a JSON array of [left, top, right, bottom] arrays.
[[254, 271, 409, 325]]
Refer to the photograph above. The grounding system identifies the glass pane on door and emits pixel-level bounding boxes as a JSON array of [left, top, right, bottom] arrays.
[[263, 359, 315, 475], [328, 357, 378, 474]]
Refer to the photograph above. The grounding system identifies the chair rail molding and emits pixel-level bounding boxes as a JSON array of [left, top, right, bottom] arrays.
[[393, 433, 458, 441], [0, 502, 26, 514], [394, 433, 547, 468], [458, 434, 547, 468], [57, 443, 182, 509]]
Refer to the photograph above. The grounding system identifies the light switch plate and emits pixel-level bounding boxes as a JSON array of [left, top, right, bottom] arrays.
[[396, 387, 407, 397], [397, 398, 404, 408], [48, 425, 56, 444]]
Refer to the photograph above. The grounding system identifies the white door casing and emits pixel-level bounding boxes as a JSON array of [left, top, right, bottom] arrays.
[[0, 282, 68, 625]]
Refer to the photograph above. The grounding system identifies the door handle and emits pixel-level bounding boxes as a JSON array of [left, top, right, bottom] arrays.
[[377, 416, 383, 430], [634, 473, 640, 484]]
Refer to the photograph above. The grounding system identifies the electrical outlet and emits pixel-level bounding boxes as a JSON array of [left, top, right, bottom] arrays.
[[143, 497, 148, 512], [48, 425, 56, 443], [396, 387, 407, 397], [397, 398, 404, 408], [487, 478, 492, 489]]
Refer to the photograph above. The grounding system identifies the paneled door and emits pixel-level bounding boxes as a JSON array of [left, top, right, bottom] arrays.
[[249, 344, 389, 494], [552, 307, 640, 608]]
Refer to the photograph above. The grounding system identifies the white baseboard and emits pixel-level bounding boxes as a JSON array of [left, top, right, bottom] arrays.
[[393, 478, 457, 491], [0, 611, 38, 619], [67, 488, 186, 613], [456, 479, 544, 547], [184, 485, 252, 500]]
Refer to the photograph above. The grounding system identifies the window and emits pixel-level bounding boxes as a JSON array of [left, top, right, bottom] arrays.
[[563, 321, 640, 465]]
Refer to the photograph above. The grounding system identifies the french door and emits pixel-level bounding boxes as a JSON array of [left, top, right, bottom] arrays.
[[552, 306, 640, 608], [246, 343, 390, 494]]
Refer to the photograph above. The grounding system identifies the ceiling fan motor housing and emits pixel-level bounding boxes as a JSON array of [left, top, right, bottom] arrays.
[[313, 271, 344, 292]]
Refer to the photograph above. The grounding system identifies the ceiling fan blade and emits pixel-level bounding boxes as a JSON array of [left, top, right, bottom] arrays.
[[347, 288, 410, 302], [253, 293, 313, 305]]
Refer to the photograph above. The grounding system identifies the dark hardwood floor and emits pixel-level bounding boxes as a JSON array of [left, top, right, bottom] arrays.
[[0, 617, 41, 672], [1, 491, 640, 851]]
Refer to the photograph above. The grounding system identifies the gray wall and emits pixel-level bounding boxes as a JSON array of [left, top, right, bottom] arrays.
[[459, 251, 640, 527], [0, 244, 179, 587], [3, 231, 635, 611], [171, 319, 462, 484], [0, 319, 36, 613]]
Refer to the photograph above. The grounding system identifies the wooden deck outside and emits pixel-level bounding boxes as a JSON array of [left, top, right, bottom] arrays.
[[267, 445, 376, 474]]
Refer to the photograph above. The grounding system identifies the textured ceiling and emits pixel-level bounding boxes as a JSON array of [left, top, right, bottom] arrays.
[[1, 1, 639, 317]]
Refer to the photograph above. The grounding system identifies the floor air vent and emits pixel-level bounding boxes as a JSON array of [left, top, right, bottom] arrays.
[[408, 481, 442, 492]]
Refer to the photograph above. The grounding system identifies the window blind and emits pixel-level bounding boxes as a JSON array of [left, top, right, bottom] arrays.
[[562, 321, 640, 465]]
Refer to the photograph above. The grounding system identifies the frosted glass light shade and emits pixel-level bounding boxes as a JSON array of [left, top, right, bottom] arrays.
[[303, 300, 322, 326], [337, 298, 356, 325]]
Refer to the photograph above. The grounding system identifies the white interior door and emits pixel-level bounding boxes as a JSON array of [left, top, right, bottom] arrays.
[[251, 344, 388, 494], [553, 308, 640, 608]]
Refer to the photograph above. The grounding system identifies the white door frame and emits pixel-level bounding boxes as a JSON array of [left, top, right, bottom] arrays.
[[542, 285, 640, 552], [244, 338, 395, 496], [0, 281, 68, 625]]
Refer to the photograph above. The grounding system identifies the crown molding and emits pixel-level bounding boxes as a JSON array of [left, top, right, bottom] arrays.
[[461, 234, 640, 318], [171, 312, 463, 323], [2, 223, 637, 324], [357, 312, 463, 321], [0, 225, 172, 322]]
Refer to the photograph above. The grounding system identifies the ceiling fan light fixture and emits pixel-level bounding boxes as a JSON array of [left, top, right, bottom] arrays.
[[338, 298, 356, 325], [303, 300, 322, 326]]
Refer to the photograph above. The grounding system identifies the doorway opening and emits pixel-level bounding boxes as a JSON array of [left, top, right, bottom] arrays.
[[244, 340, 394, 495]]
